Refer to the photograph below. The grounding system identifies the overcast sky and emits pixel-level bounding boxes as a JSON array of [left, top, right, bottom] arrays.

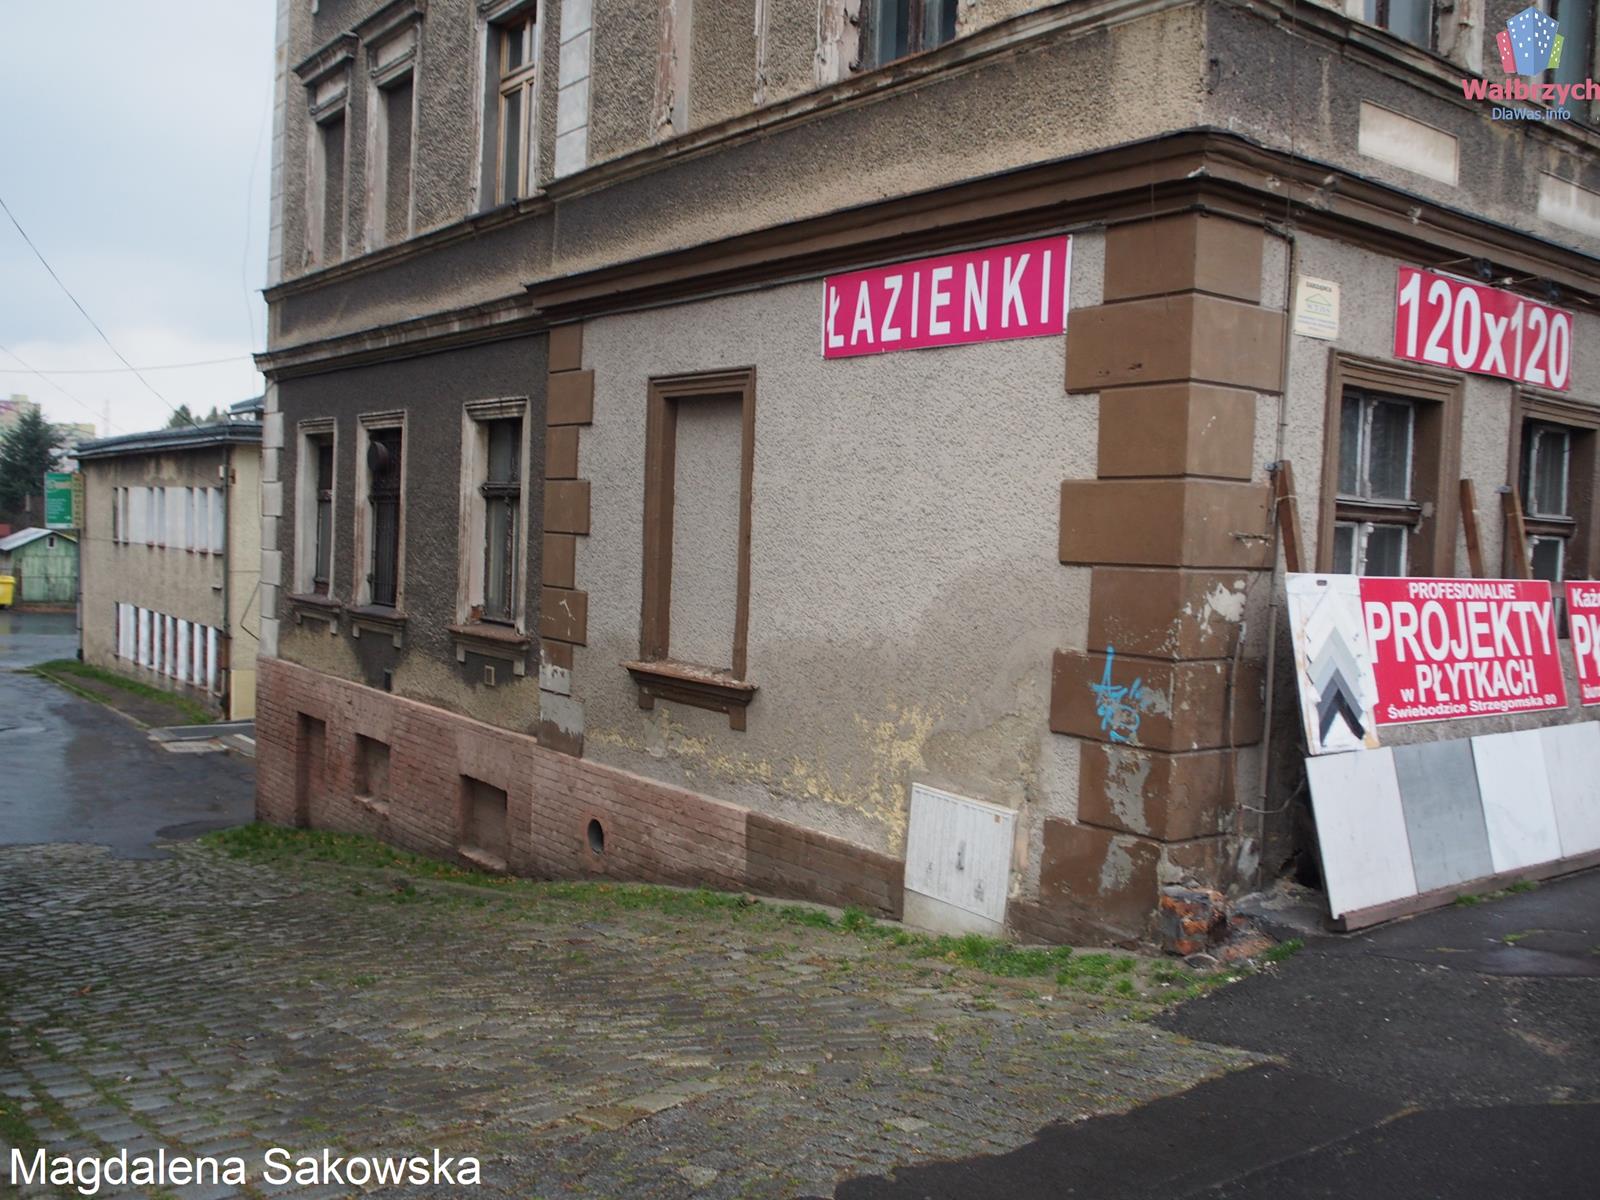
[[0, 4, 276, 438]]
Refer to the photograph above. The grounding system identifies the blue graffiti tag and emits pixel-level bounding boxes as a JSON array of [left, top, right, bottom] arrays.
[[1090, 645, 1143, 745]]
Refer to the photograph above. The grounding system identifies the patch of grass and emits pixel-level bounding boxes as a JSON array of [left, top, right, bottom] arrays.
[[1454, 892, 1485, 907], [30, 659, 212, 725], [1507, 880, 1539, 894], [206, 825, 1242, 1002], [1501, 931, 1530, 945], [0, 1097, 40, 1153], [1261, 937, 1304, 965]]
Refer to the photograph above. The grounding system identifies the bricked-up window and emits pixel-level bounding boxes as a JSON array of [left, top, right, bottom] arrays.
[[1364, 0, 1433, 49], [316, 113, 347, 265], [379, 76, 414, 244], [864, 0, 958, 66], [366, 427, 403, 608], [629, 369, 758, 729], [494, 10, 539, 204], [1319, 355, 1462, 578]]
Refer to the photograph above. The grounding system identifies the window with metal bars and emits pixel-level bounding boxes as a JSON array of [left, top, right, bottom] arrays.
[[480, 417, 522, 624], [1333, 387, 1420, 577], [366, 428, 403, 608]]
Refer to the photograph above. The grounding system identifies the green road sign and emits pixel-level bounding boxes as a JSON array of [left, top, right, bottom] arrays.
[[45, 471, 80, 530]]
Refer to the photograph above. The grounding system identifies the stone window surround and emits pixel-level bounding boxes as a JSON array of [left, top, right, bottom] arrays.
[[290, 417, 339, 608], [295, 34, 357, 269], [454, 396, 536, 640], [1316, 352, 1464, 577], [625, 367, 758, 731], [475, 0, 546, 208], [359, 3, 424, 252], [352, 410, 409, 628]]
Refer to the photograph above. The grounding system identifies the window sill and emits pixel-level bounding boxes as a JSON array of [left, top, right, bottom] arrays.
[[286, 592, 342, 634], [348, 605, 407, 648], [449, 622, 532, 674], [623, 659, 757, 731], [352, 792, 391, 818]]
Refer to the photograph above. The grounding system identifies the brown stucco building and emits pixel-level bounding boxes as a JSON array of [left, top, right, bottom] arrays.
[[256, 0, 1600, 942]]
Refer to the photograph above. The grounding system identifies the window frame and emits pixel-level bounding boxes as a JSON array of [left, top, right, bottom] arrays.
[[862, 0, 960, 68], [628, 368, 758, 729], [1507, 389, 1599, 589], [488, 4, 540, 206], [355, 412, 407, 612], [295, 419, 338, 599], [1318, 354, 1463, 577], [457, 397, 533, 632]]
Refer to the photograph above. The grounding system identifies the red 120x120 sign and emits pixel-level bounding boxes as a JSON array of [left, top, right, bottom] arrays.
[[1393, 266, 1573, 390]]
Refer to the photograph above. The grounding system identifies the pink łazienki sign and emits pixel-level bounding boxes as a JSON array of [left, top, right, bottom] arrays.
[[821, 236, 1072, 358]]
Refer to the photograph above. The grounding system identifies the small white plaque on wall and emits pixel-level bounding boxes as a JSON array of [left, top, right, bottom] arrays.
[[904, 784, 1015, 926], [1292, 276, 1340, 340]]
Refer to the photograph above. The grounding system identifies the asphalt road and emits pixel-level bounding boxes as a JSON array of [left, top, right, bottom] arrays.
[[828, 871, 1600, 1199], [0, 610, 254, 857]]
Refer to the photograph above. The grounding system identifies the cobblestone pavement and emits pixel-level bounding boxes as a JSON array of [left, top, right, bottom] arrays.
[[0, 842, 1254, 1199]]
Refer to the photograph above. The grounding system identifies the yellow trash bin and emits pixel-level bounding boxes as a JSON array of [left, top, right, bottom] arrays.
[[0, 574, 14, 609]]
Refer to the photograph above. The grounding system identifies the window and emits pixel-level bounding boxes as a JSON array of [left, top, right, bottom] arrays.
[[458, 400, 530, 630], [296, 34, 355, 268], [628, 369, 758, 729], [1548, 0, 1595, 86], [111, 488, 121, 543], [1333, 389, 1417, 576], [362, 422, 404, 609], [494, 11, 539, 204], [1320, 355, 1462, 578], [315, 113, 347, 265], [1364, 0, 1433, 48], [295, 421, 337, 598], [864, 0, 959, 67], [1523, 422, 1573, 585], [1509, 395, 1597, 601]]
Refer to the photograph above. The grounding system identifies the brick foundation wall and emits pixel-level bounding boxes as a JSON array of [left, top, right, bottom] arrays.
[[256, 656, 904, 917]]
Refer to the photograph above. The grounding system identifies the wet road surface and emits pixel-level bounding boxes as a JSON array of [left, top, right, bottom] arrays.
[[828, 869, 1600, 1199], [0, 611, 254, 857]]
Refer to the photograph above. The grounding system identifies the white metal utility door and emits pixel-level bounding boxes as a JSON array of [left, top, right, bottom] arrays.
[[904, 784, 1014, 924]]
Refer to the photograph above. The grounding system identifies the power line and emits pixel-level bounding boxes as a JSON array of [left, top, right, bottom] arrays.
[[0, 342, 127, 436], [0, 354, 252, 376], [0, 190, 199, 429]]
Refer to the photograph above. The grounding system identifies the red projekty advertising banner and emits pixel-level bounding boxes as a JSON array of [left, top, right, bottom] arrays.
[[1565, 581, 1600, 706], [821, 235, 1071, 359], [1362, 577, 1566, 724], [1393, 266, 1573, 390]]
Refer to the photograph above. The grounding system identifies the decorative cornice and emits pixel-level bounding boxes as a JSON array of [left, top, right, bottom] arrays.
[[353, 0, 427, 45], [293, 33, 358, 86]]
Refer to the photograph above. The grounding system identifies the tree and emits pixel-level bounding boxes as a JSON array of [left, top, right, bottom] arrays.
[[165, 405, 223, 429], [0, 406, 65, 522]]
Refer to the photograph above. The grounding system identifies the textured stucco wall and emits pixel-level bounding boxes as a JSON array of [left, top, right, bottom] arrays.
[[571, 240, 1102, 869], [79, 452, 232, 675], [275, 336, 548, 733], [1202, 2, 1600, 259]]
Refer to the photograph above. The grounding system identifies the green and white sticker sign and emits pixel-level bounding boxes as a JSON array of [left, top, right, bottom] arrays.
[[44, 471, 81, 530]]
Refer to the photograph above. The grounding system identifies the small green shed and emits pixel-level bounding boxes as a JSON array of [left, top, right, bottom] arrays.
[[0, 527, 79, 606]]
